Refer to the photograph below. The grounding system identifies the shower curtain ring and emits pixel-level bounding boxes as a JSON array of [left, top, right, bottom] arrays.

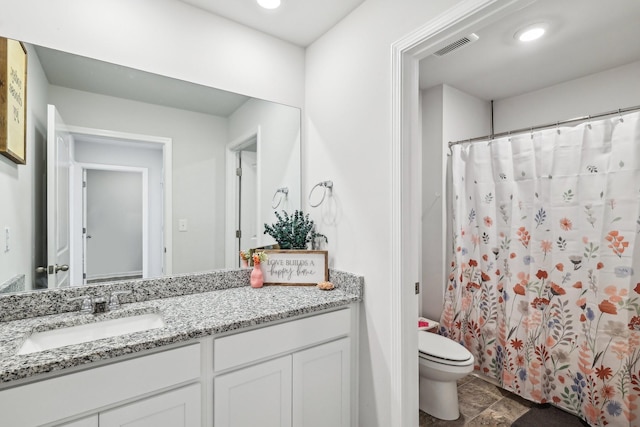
[[618, 109, 624, 122]]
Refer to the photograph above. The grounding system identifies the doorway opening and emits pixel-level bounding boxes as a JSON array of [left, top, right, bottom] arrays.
[[79, 165, 148, 284], [45, 105, 173, 288], [225, 127, 261, 268], [68, 130, 170, 285], [391, 1, 532, 424]]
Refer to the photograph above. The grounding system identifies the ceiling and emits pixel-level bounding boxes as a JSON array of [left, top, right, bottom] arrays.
[[37, 0, 640, 115], [179, 0, 366, 47], [419, 0, 640, 100], [35, 46, 250, 117]]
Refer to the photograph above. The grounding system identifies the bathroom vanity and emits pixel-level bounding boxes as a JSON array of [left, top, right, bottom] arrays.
[[0, 270, 362, 427]]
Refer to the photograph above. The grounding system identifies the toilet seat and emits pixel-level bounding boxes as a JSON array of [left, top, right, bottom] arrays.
[[418, 331, 473, 365]]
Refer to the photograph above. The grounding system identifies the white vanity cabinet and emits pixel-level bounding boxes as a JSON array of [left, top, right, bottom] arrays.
[[55, 384, 200, 427], [213, 308, 354, 427], [214, 355, 293, 427], [293, 338, 351, 427], [0, 344, 202, 427], [0, 304, 357, 427], [99, 383, 201, 427]]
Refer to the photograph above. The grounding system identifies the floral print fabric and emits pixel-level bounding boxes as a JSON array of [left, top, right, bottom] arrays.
[[441, 112, 640, 426]]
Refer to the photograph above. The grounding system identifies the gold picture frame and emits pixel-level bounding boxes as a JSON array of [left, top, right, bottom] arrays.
[[0, 37, 27, 164]]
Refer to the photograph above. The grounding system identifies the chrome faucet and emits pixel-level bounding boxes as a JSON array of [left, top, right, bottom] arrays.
[[108, 291, 132, 311], [70, 291, 132, 314]]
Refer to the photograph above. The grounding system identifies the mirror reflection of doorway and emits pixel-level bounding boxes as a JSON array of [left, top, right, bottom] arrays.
[[83, 168, 146, 284], [237, 144, 258, 264]]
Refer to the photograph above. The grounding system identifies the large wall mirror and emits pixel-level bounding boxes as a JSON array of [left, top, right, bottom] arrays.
[[0, 39, 301, 294]]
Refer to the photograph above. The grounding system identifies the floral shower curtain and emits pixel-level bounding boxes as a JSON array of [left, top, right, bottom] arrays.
[[440, 111, 640, 426]]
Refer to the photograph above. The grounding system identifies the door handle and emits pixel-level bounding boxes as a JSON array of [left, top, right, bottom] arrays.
[[36, 266, 47, 274], [55, 264, 69, 272]]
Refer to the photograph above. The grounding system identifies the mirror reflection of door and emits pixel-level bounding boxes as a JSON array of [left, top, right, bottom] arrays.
[[83, 168, 145, 284], [46, 105, 72, 289], [237, 143, 257, 266]]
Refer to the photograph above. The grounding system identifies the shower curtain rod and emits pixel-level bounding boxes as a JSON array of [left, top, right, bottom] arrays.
[[448, 104, 640, 148]]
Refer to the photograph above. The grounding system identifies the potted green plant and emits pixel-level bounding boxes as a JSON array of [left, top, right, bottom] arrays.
[[264, 210, 327, 249]]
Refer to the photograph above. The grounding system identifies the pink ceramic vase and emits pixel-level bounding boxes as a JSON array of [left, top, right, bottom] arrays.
[[250, 262, 264, 288]]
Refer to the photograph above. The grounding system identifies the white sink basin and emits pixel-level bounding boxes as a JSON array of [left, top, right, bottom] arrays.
[[18, 313, 165, 355]]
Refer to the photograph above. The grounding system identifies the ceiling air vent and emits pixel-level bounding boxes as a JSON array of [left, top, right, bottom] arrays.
[[433, 33, 479, 57]]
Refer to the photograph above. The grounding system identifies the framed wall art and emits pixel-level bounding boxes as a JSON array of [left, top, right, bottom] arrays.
[[261, 250, 328, 286], [0, 37, 27, 164]]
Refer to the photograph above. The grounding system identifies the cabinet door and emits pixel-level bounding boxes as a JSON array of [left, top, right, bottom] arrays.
[[55, 415, 99, 427], [99, 383, 201, 427], [214, 355, 292, 427], [293, 338, 351, 427]]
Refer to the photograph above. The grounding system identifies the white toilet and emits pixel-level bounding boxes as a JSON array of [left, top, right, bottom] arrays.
[[418, 329, 475, 420]]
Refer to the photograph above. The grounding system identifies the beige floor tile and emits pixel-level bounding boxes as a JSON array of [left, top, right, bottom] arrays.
[[419, 375, 536, 427], [457, 378, 503, 419]]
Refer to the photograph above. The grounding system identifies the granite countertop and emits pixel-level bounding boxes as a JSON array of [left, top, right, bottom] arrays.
[[0, 284, 360, 384]]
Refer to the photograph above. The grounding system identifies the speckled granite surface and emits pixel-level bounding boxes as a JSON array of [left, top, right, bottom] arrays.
[[0, 269, 362, 384], [0, 269, 251, 323]]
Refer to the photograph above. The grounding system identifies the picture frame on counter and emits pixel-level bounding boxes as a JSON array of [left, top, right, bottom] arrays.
[[0, 37, 27, 165], [261, 250, 328, 286]]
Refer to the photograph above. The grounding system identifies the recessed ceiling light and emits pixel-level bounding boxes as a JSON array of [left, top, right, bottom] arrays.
[[257, 0, 281, 9], [514, 23, 548, 42]]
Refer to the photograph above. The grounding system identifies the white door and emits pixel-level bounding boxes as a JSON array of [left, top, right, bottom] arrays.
[[99, 384, 201, 427], [46, 105, 72, 288], [214, 355, 292, 427], [239, 148, 258, 252], [293, 338, 351, 427]]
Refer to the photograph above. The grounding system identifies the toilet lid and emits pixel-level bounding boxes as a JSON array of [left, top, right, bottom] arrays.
[[418, 331, 472, 362]]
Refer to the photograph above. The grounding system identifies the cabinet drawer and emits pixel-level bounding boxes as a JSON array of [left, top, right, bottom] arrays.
[[214, 308, 350, 372], [0, 343, 201, 427]]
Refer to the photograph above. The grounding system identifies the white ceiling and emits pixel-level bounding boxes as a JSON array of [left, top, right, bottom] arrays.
[[35, 46, 250, 117], [37, 0, 640, 115], [419, 0, 640, 100], [179, 0, 366, 47]]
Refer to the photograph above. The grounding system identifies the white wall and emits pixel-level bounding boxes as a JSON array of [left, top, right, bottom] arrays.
[[494, 60, 640, 132], [228, 98, 301, 248], [0, 42, 48, 290], [420, 84, 491, 320], [0, 0, 305, 108], [49, 86, 228, 274], [304, 1, 462, 426]]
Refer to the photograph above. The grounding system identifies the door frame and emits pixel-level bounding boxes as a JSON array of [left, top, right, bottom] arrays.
[[65, 125, 173, 277], [390, 0, 536, 424], [75, 163, 149, 284], [225, 126, 262, 268]]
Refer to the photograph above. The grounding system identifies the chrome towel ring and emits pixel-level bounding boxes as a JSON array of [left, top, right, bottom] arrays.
[[308, 180, 333, 208], [271, 187, 289, 209]]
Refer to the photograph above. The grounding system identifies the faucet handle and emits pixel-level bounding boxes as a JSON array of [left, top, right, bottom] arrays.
[[109, 291, 132, 310], [69, 295, 93, 314]]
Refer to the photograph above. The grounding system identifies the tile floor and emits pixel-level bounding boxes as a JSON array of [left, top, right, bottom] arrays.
[[419, 374, 534, 426]]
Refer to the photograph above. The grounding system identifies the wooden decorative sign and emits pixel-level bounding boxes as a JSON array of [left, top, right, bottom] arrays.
[[0, 37, 27, 164], [260, 250, 328, 286]]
